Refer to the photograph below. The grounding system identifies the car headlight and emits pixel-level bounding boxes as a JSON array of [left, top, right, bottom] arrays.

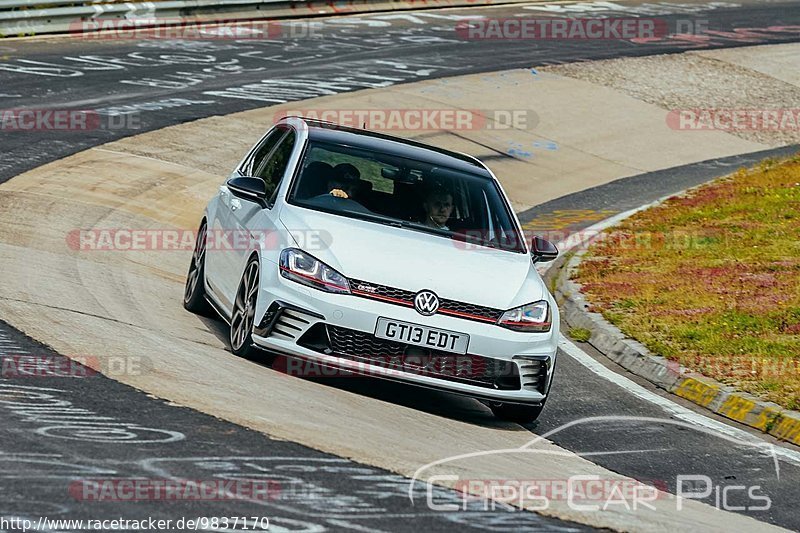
[[279, 248, 351, 294], [498, 300, 551, 332]]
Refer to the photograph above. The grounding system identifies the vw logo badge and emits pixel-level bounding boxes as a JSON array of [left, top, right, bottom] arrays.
[[414, 290, 440, 316]]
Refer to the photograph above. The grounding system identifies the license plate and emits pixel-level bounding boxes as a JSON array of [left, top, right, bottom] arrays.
[[374, 317, 469, 355]]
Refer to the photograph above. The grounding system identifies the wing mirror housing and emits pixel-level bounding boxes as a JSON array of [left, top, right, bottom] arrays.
[[227, 176, 268, 206], [531, 236, 559, 264]]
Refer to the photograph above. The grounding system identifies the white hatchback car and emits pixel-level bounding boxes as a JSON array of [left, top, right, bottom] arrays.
[[184, 117, 560, 422]]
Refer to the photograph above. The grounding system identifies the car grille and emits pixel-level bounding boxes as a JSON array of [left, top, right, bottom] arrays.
[[325, 325, 520, 390], [349, 279, 504, 323]]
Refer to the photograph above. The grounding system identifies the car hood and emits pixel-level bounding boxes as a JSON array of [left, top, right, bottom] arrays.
[[279, 205, 546, 309]]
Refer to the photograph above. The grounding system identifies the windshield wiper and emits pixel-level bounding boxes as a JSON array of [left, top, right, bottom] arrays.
[[368, 217, 414, 229]]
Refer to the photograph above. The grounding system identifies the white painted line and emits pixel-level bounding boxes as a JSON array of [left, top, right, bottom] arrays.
[[327, 519, 390, 533], [558, 336, 800, 467]]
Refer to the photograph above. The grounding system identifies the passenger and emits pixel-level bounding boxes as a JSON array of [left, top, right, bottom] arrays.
[[421, 187, 454, 230]]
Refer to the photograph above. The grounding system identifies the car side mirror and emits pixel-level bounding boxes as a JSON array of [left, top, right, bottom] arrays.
[[531, 236, 558, 264], [227, 176, 267, 205]]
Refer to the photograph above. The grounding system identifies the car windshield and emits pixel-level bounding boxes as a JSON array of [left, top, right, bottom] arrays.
[[288, 140, 526, 253]]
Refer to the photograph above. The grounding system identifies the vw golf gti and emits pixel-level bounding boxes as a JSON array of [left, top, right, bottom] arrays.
[[184, 117, 560, 422]]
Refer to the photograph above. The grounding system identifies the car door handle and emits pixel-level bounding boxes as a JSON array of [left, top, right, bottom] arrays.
[[231, 198, 242, 211]]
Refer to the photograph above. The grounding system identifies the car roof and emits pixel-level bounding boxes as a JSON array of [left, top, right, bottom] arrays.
[[282, 117, 494, 178]]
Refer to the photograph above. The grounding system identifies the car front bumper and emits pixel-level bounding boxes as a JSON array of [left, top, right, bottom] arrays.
[[251, 264, 558, 405]]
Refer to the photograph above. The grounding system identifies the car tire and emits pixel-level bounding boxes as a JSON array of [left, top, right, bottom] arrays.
[[230, 256, 260, 358], [183, 221, 211, 315], [490, 401, 546, 424]]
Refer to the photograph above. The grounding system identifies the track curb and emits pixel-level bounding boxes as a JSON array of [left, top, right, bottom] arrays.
[[551, 211, 800, 448]]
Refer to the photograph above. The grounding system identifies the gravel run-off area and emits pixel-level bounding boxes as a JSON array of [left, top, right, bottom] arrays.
[[545, 51, 800, 147]]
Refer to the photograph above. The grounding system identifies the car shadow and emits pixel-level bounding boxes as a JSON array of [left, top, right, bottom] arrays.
[[197, 314, 536, 431]]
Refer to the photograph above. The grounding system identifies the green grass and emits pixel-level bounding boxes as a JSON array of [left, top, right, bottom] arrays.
[[569, 327, 592, 343], [574, 154, 800, 409]]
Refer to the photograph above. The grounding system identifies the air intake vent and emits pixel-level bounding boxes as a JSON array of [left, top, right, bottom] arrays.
[[514, 356, 550, 393], [254, 302, 320, 339]]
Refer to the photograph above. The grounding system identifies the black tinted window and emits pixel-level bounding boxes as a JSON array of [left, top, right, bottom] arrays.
[[247, 128, 284, 176], [252, 128, 296, 204], [259, 131, 295, 187], [289, 141, 524, 253]]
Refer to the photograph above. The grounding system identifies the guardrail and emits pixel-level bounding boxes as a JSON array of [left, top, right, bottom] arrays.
[[0, 0, 530, 38], [1, 0, 302, 37]]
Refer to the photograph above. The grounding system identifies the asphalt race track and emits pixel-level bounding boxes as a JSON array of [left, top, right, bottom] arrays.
[[0, 323, 587, 532], [2, 0, 800, 182], [2, 1, 800, 531]]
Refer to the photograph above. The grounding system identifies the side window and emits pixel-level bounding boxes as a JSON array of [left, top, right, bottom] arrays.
[[254, 129, 297, 204], [245, 128, 284, 176]]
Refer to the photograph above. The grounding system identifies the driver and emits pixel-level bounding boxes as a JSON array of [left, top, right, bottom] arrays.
[[304, 162, 373, 215], [421, 187, 454, 230], [327, 163, 361, 199]]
